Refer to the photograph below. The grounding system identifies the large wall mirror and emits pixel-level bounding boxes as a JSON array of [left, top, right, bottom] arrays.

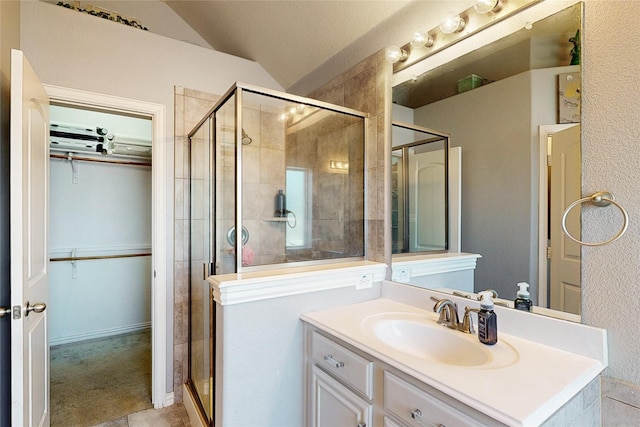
[[390, 1, 583, 319]]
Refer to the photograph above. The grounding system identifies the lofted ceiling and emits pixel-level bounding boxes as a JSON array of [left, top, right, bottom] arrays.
[[50, 0, 474, 92], [163, 0, 412, 90]]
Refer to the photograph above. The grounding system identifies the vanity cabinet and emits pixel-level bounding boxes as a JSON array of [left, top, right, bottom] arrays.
[[309, 331, 374, 427], [305, 326, 501, 427]]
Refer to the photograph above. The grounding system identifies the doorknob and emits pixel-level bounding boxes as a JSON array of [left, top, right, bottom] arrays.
[[0, 307, 10, 318], [24, 301, 46, 317]]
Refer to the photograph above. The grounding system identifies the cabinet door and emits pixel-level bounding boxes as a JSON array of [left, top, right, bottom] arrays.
[[311, 365, 372, 427]]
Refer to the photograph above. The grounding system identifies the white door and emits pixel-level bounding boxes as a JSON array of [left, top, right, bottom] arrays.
[[549, 125, 581, 314], [408, 149, 445, 251], [10, 49, 50, 427]]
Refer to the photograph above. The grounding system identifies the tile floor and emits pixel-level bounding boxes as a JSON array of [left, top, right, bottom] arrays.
[[92, 403, 191, 427], [50, 330, 192, 427]]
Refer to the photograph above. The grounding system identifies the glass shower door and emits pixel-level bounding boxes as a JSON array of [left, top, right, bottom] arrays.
[[188, 116, 214, 420]]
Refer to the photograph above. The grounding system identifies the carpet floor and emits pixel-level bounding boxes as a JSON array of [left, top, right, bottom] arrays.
[[50, 330, 153, 427]]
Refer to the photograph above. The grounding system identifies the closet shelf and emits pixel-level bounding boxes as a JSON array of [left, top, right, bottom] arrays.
[[50, 252, 151, 262]]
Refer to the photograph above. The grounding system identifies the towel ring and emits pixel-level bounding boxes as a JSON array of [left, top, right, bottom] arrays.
[[561, 191, 629, 247]]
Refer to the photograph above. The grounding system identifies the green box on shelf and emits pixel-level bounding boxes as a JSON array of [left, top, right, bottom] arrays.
[[457, 74, 484, 93]]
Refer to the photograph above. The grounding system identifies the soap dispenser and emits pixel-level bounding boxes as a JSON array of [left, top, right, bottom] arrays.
[[514, 282, 532, 312], [477, 291, 497, 345]]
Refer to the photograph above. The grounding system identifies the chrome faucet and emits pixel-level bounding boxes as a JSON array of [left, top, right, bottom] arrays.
[[431, 297, 459, 330], [431, 297, 475, 334]]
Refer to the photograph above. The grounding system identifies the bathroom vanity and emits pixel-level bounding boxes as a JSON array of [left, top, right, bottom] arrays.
[[302, 286, 607, 427]]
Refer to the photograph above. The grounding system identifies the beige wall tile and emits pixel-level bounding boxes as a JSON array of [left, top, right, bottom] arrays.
[[259, 147, 285, 185]]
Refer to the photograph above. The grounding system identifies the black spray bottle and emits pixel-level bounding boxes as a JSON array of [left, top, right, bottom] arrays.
[[477, 291, 497, 345]]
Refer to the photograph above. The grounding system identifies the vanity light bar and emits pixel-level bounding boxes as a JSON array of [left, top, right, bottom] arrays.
[[392, 0, 541, 74]]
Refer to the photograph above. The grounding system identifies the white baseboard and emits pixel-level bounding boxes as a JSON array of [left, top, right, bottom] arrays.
[[49, 322, 151, 346], [155, 392, 175, 409]]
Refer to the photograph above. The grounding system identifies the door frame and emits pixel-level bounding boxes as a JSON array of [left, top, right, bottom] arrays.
[[43, 84, 169, 407], [537, 123, 579, 309]]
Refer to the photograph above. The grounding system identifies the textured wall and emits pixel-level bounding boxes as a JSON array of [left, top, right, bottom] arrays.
[[582, 0, 640, 419]]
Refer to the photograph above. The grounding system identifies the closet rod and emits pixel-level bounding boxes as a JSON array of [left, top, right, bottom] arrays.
[[50, 153, 151, 167], [50, 253, 151, 262]]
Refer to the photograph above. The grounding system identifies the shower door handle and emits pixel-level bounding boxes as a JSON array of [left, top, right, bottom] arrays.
[[203, 262, 213, 280]]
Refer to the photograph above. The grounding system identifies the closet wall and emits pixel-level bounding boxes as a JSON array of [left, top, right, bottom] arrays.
[[49, 105, 152, 345]]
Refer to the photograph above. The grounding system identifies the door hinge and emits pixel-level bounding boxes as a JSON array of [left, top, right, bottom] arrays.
[[547, 246, 552, 259], [547, 155, 552, 167]]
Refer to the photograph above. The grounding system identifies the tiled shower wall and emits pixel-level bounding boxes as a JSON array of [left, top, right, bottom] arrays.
[[284, 111, 365, 258], [240, 98, 287, 266], [303, 50, 390, 263]]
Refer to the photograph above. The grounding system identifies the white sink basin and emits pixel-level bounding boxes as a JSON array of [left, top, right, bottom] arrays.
[[362, 312, 519, 369]]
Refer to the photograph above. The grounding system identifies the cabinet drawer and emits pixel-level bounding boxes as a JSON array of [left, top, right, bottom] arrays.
[[384, 371, 482, 427], [311, 331, 374, 399]]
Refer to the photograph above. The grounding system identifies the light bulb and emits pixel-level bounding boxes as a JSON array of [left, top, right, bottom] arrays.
[[474, 0, 502, 14], [410, 32, 434, 48], [439, 12, 466, 35], [384, 45, 408, 63], [278, 113, 289, 123]]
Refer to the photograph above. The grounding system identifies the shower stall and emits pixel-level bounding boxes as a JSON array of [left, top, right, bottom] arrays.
[[186, 83, 367, 422]]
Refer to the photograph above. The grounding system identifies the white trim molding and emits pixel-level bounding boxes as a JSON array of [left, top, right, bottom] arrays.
[[43, 84, 169, 408], [208, 261, 387, 306], [391, 252, 481, 282]]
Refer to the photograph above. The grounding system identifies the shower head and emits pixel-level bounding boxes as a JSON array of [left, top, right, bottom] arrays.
[[241, 129, 253, 145]]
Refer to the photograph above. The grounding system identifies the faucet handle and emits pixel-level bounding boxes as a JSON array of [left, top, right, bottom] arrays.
[[458, 306, 478, 334], [430, 296, 446, 318], [484, 289, 499, 299]]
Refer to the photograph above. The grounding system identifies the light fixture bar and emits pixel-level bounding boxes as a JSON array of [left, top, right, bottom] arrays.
[[392, 0, 541, 74]]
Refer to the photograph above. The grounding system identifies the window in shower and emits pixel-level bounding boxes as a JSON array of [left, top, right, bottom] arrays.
[[285, 167, 312, 248]]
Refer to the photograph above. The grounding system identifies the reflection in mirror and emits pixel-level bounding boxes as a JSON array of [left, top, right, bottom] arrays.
[[390, 3, 582, 319], [391, 122, 449, 255]]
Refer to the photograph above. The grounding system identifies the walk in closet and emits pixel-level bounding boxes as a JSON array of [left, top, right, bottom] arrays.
[[48, 104, 153, 425]]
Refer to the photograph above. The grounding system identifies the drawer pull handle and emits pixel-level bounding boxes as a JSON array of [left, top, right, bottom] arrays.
[[357, 423, 367, 427], [323, 354, 344, 368], [410, 408, 423, 420], [411, 408, 434, 426]]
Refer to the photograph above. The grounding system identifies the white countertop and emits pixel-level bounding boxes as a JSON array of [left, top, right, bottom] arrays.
[[301, 298, 606, 427]]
